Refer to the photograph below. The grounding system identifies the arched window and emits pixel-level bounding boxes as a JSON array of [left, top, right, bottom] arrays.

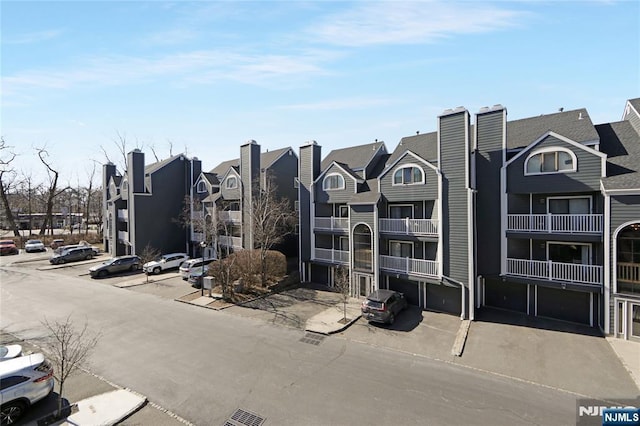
[[323, 173, 345, 190], [353, 223, 373, 271], [197, 180, 207, 193], [393, 165, 424, 185], [226, 176, 238, 189], [617, 223, 640, 296], [122, 180, 129, 193], [525, 147, 577, 175]]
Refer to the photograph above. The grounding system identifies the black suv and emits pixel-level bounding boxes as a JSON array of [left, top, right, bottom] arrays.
[[49, 247, 94, 265], [361, 290, 408, 325]]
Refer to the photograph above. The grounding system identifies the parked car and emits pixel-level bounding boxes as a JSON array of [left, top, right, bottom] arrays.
[[0, 345, 22, 362], [55, 244, 99, 256], [89, 255, 142, 278], [143, 253, 189, 275], [361, 290, 408, 325], [49, 247, 94, 265], [0, 240, 18, 256], [0, 353, 54, 425], [179, 258, 214, 280], [188, 268, 211, 288], [24, 240, 45, 253], [49, 239, 65, 250]]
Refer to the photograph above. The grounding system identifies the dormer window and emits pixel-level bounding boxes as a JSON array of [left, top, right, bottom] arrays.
[[323, 173, 345, 190], [525, 147, 577, 175], [393, 165, 424, 185], [226, 176, 238, 189], [122, 180, 129, 193], [197, 180, 207, 193]]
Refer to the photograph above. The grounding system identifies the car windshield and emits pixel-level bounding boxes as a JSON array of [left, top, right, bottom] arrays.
[[364, 300, 384, 309], [0, 241, 13, 246], [103, 258, 117, 265], [0, 346, 7, 357], [27, 240, 42, 244]]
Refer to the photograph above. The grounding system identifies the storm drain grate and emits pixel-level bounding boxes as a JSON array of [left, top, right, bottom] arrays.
[[224, 408, 265, 426], [300, 332, 326, 345]]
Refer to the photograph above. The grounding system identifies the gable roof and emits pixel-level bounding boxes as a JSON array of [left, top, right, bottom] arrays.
[[210, 158, 240, 176], [387, 131, 438, 166], [598, 120, 640, 191], [506, 108, 599, 150], [144, 154, 184, 175], [321, 141, 386, 171], [628, 98, 640, 113], [200, 172, 219, 186], [209, 147, 293, 177]]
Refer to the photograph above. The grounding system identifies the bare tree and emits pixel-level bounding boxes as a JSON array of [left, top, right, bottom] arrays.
[[138, 243, 160, 283], [36, 147, 68, 236], [333, 265, 351, 322], [0, 138, 21, 236], [250, 175, 297, 287], [82, 163, 97, 236], [19, 170, 41, 234], [41, 316, 101, 418]]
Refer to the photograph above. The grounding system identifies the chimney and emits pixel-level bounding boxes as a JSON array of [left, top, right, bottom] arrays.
[[241, 140, 260, 249]]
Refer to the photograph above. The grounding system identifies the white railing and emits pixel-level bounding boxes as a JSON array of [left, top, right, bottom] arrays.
[[380, 255, 439, 278], [618, 262, 640, 284], [506, 258, 602, 285], [117, 209, 128, 221], [379, 218, 438, 236], [313, 248, 349, 264], [219, 211, 241, 222], [117, 231, 128, 242], [314, 217, 349, 231], [218, 235, 242, 248], [507, 214, 603, 233]]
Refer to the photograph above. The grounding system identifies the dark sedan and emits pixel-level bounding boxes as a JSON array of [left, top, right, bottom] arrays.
[[89, 255, 142, 278]]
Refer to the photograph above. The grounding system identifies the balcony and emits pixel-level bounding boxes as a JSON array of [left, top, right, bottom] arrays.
[[506, 258, 602, 285], [380, 218, 438, 237], [117, 231, 129, 242], [380, 255, 439, 278], [618, 262, 640, 284], [219, 210, 241, 223], [507, 214, 603, 234], [117, 209, 128, 221], [218, 235, 242, 249], [314, 217, 349, 232], [313, 248, 349, 264]]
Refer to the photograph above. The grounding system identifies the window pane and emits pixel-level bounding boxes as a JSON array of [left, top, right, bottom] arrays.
[[558, 151, 573, 170], [542, 153, 556, 172], [549, 199, 569, 214], [569, 198, 590, 214], [404, 168, 412, 183], [412, 167, 422, 183], [527, 154, 541, 173], [393, 170, 402, 184]]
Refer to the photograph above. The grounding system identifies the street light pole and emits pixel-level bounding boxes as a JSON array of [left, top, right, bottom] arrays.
[[200, 240, 207, 296]]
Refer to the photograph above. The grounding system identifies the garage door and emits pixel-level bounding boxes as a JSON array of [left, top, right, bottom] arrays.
[[484, 279, 527, 313], [388, 277, 420, 306], [426, 283, 461, 315], [311, 264, 329, 286], [536, 286, 591, 325]]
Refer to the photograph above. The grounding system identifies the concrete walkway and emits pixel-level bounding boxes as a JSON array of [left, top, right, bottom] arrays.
[[115, 272, 181, 288], [305, 297, 362, 334], [607, 337, 640, 391], [62, 389, 146, 426]]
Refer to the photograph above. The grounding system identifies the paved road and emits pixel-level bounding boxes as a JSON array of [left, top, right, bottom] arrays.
[[1, 261, 583, 425]]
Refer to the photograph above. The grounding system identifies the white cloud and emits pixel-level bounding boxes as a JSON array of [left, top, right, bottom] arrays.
[[279, 97, 397, 111], [309, 1, 528, 47], [3, 29, 63, 45]]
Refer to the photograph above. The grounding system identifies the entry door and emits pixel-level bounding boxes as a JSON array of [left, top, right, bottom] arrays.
[[353, 274, 373, 298]]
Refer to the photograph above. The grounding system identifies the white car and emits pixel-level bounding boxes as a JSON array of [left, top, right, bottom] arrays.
[[143, 253, 189, 275], [0, 353, 54, 425], [0, 345, 22, 361], [179, 258, 215, 280], [24, 240, 45, 253]]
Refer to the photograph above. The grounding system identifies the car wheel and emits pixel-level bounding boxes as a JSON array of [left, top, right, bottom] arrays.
[[1, 400, 26, 425], [153, 267, 161, 275], [388, 313, 395, 325], [58, 258, 65, 264], [129, 265, 138, 272], [98, 270, 108, 278], [85, 254, 92, 260]]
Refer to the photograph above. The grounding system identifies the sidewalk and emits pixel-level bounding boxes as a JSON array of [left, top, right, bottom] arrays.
[[606, 337, 640, 391], [305, 297, 362, 334], [115, 272, 181, 288], [59, 389, 146, 426]]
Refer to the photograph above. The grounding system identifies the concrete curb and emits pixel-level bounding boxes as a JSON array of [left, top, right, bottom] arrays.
[[305, 314, 361, 335], [451, 320, 470, 357], [116, 273, 180, 288]]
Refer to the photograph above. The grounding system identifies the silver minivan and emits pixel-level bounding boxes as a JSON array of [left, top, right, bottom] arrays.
[[0, 353, 54, 425]]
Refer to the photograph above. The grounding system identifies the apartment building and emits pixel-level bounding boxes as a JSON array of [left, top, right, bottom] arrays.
[[103, 149, 201, 257], [190, 140, 298, 258], [299, 98, 640, 340]]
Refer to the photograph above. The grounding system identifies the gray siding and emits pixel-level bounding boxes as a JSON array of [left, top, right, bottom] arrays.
[[315, 164, 356, 204], [220, 171, 241, 200], [475, 108, 504, 277], [623, 105, 640, 134], [507, 136, 603, 193], [267, 150, 298, 207], [127, 150, 145, 194], [379, 154, 439, 202], [350, 204, 375, 230], [439, 110, 471, 286], [241, 142, 260, 249], [299, 144, 321, 262]]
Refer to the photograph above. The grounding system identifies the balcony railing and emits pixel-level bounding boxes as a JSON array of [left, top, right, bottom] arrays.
[[314, 217, 349, 231], [117, 231, 129, 242], [506, 258, 602, 285], [380, 255, 439, 278], [218, 235, 242, 248], [379, 218, 438, 237], [618, 262, 640, 284], [313, 248, 349, 264], [507, 214, 603, 234], [219, 211, 241, 223], [117, 209, 128, 221]]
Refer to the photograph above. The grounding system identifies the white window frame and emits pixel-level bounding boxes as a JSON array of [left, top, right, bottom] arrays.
[[225, 176, 238, 189], [197, 180, 207, 193], [392, 164, 425, 185], [389, 240, 414, 258], [323, 173, 345, 191], [524, 147, 577, 176]]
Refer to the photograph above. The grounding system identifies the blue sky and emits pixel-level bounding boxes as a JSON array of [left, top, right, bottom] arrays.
[[2, 1, 639, 183]]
